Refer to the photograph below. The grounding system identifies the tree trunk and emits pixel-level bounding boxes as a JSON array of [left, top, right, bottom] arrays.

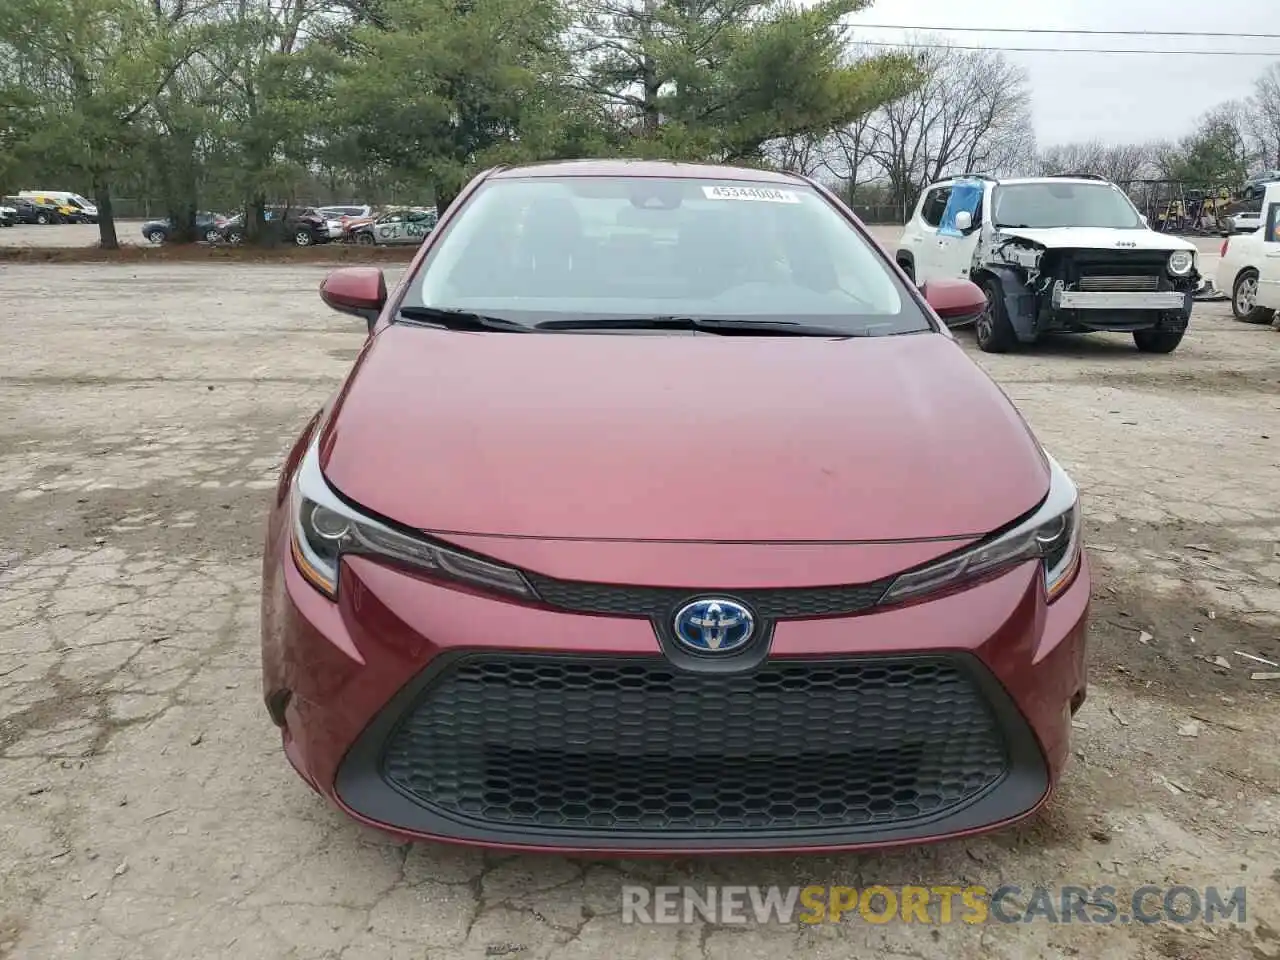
[[164, 128, 200, 243], [435, 185, 459, 215], [639, 0, 661, 137], [94, 178, 119, 250], [248, 194, 273, 246]]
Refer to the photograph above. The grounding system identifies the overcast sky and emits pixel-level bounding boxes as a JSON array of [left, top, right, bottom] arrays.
[[844, 0, 1280, 147]]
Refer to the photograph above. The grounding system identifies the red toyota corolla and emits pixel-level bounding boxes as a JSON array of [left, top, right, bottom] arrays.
[[260, 159, 1090, 855]]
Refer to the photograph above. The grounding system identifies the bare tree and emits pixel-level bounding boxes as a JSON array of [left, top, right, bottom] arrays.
[[770, 134, 825, 176], [1247, 63, 1280, 170], [847, 38, 1034, 215], [1038, 140, 1160, 184], [824, 118, 877, 191]]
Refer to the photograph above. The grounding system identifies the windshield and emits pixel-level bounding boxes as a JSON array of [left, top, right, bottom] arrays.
[[407, 175, 930, 335], [992, 182, 1143, 230], [69, 195, 92, 208]]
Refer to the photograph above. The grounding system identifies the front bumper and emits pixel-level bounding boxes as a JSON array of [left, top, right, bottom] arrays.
[[1051, 287, 1190, 311], [261, 528, 1090, 855]]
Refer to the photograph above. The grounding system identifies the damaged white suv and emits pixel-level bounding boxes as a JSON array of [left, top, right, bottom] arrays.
[[896, 174, 1200, 354]]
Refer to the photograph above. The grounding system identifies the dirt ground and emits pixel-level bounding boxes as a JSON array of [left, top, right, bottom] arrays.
[[1, 242, 1279, 960], [0, 221, 152, 248]]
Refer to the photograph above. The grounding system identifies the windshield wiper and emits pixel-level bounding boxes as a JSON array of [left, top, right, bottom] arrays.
[[398, 306, 533, 332], [533, 316, 867, 337]]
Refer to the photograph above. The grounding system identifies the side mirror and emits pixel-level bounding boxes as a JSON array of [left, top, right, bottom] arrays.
[[320, 267, 387, 331], [921, 278, 987, 326], [954, 210, 973, 232], [1140, 214, 1149, 227]]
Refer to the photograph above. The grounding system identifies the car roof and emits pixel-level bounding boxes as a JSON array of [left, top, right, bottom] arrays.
[[488, 158, 806, 185], [929, 175, 1116, 189]]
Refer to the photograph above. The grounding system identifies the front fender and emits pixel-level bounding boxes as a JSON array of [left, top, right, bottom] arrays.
[[975, 266, 1040, 344]]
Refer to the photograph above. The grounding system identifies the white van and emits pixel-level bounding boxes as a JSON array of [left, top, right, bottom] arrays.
[[19, 190, 99, 222]]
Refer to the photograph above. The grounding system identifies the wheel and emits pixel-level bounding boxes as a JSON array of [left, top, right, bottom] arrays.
[[36, 212, 51, 225], [226, 230, 243, 245], [355, 231, 374, 246], [294, 230, 313, 246], [204, 229, 220, 243], [147, 229, 166, 244], [975, 278, 1018, 353], [1133, 328, 1185, 353], [1231, 269, 1275, 324]]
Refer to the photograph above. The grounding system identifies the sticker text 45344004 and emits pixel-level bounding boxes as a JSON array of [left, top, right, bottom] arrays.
[[701, 185, 801, 204]]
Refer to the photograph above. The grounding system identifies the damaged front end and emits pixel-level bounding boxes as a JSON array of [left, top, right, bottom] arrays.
[[979, 234, 1198, 343]]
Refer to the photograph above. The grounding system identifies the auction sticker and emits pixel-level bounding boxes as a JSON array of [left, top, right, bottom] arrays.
[[702, 185, 801, 203]]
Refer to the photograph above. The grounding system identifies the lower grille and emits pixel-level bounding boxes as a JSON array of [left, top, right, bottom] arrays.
[[1078, 274, 1160, 292], [379, 654, 1014, 835]]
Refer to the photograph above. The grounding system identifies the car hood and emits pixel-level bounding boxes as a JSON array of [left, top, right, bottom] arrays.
[[319, 326, 1051, 543], [994, 226, 1197, 253]]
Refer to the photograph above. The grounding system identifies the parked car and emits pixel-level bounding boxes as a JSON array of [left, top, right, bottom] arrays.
[[897, 173, 1200, 354], [19, 192, 89, 223], [346, 207, 437, 245], [212, 207, 331, 246], [318, 205, 373, 240], [260, 158, 1090, 856], [18, 190, 98, 223], [140, 212, 228, 244], [280, 207, 331, 246], [1241, 169, 1280, 200], [1222, 206, 1263, 234], [1215, 181, 1280, 325], [3, 195, 70, 224], [217, 213, 245, 244]]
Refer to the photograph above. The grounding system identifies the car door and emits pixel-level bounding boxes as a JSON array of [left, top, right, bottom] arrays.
[[934, 180, 985, 279], [1256, 189, 1280, 309], [905, 185, 951, 282], [399, 210, 437, 244], [374, 213, 405, 245]]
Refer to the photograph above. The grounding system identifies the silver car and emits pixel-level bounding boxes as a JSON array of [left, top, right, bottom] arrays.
[[350, 208, 438, 245]]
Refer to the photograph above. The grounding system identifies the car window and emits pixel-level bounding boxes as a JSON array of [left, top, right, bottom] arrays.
[[1267, 203, 1280, 244], [992, 182, 1143, 229], [408, 175, 930, 336], [919, 187, 951, 228]]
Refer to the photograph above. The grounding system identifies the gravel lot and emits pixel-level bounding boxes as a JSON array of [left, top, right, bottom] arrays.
[[0, 222, 151, 248], [1, 243, 1279, 960]]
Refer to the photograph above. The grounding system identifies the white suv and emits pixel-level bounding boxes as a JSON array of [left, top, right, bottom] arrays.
[[896, 174, 1201, 354]]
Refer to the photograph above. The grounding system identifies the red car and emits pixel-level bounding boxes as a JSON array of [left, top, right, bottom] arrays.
[[261, 159, 1090, 855]]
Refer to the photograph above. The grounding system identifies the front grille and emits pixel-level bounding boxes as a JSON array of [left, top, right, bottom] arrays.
[[523, 573, 892, 619], [380, 654, 1012, 835], [1078, 274, 1160, 292]]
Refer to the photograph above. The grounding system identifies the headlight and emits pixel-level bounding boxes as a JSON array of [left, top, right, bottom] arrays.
[[881, 452, 1082, 606], [1168, 250, 1194, 276], [288, 439, 534, 600]]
